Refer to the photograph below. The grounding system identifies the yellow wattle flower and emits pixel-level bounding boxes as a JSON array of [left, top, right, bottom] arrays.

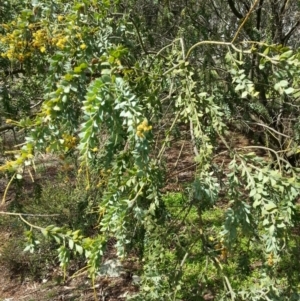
[[40, 46, 46, 53], [80, 43, 87, 50]]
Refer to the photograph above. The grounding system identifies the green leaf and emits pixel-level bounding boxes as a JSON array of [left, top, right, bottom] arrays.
[[54, 235, 62, 244], [269, 224, 275, 235], [262, 218, 269, 226], [275, 80, 288, 91], [265, 202, 277, 212], [75, 244, 83, 255], [249, 189, 256, 198], [101, 69, 111, 75], [79, 63, 88, 69], [74, 66, 82, 73], [41, 229, 48, 237], [64, 85, 71, 93], [279, 50, 293, 60], [258, 171, 263, 181], [69, 239, 74, 250], [263, 47, 269, 55], [284, 87, 294, 94], [253, 198, 261, 208], [24, 245, 32, 252], [270, 178, 277, 187], [241, 91, 248, 98], [277, 222, 285, 228]]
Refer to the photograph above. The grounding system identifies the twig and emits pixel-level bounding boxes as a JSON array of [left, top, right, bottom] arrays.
[[128, 15, 148, 55], [186, 41, 232, 60], [246, 121, 291, 138], [231, 0, 260, 44], [167, 162, 198, 178], [190, 119, 199, 157], [157, 111, 181, 162], [224, 276, 236, 300], [18, 214, 44, 230], [0, 211, 59, 217], [174, 142, 185, 169], [30, 98, 44, 109], [1, 172, 16, 205]]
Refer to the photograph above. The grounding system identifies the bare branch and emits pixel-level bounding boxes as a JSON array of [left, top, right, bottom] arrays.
[[283, 21, 300, 45], [227, 0, 243, 19], [246, 121, 291, 139], [280, 0, 290, 15], [256, 0, 264, 31], [231, 0, 260, 43], [0, 211, 59, 217]]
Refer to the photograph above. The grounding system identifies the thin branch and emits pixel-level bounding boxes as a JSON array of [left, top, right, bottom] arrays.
[[157, 111, 181, 162], [280, 0, 290, 15], [246, 121, 291, 138], [19, 214, 44, 230], [240, 145, 294, 173], [231, 0, 260, 43], [186, 41, 232, 60], [128, 15, 148, 55], [190, 119, 199, 157], [168, 163, 198, 178], [224, 276, 236, 300], [256, 0, 264, 31], [1, 173, 15, 205], [0, 211, 59, 217], [174, 142, 185, 169], [30, 98, 44, 109]]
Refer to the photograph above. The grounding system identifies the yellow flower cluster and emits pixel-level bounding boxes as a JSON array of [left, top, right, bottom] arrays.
[[0, 22, 68, 61], [214, 238, 228, 262], [32, 29, 48, 52], [80, 43, 87, 50], [97, 169, 111, 187], [267, 253, 274, 266], [0, 16, 92, 62], [0, 147, 34, 172], [62, 133, 77, 150], [0, 23, 47, 60], [54, 36, 68, 49], [136, 119, 152, 138], [0, 29, 31, 61]]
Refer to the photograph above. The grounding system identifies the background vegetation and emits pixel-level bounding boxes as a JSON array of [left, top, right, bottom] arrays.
[[1, 0, 300, 300]]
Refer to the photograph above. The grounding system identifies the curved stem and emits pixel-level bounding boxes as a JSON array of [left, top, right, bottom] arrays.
[[19, 214, 44, 231], [1, 172, 15, 205], [186, 41, 232, 60]]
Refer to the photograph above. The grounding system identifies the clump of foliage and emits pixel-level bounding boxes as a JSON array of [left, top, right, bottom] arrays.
[[1, 0, 300, 300]]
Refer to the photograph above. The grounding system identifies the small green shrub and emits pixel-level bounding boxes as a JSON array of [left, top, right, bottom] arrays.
[[0, 169, 102, 281], [0, 224, 57, 281]]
